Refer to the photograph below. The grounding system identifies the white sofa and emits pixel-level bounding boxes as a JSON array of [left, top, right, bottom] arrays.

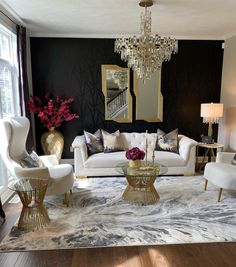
[[72, 132, 197, 177]]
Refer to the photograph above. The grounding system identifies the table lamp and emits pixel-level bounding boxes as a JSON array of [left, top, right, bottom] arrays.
[[200, 102, 223, 137]]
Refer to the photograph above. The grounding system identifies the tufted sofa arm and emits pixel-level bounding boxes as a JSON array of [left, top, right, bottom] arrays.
[[216, 152, 235, 164], [178, 135, 198, 162]]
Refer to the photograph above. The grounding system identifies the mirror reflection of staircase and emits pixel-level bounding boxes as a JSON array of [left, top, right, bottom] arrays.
[[107, 88, 128, 119]]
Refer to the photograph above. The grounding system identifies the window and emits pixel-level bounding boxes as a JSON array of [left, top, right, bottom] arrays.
[[0, 24, 19, 117], [0, 22, 20, 202]]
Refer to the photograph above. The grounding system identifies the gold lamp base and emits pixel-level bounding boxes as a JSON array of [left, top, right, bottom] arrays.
[[139, 0, 153, 7]]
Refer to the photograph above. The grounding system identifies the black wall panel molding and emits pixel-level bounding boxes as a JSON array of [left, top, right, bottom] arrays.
[[30, 38, 223, 158]]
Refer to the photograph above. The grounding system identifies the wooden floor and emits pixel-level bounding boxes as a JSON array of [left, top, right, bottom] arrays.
[[0, 201, 236, 267]]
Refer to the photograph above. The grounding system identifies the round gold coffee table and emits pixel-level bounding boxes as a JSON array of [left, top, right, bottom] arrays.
[[8, 178, 50, 231], [119, 163, 167, 205]]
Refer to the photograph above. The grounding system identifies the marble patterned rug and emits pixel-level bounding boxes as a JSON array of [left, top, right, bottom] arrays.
[[1, 175, 236, 251]]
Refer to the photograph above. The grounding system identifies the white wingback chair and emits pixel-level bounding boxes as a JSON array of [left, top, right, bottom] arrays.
[[0, 117, 74, 205], [204, 152, 236, 202]]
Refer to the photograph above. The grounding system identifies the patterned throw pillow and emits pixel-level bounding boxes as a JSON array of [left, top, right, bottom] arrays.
[[155, 128, 179, 153], [20, 151, 42, 168], [232, 154, 236, 165], [84, 130, 103, 155], [102, 130, 124, 153]]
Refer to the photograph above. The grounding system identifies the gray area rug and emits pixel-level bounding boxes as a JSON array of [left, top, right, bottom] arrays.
[[1, 175, 236, 251]]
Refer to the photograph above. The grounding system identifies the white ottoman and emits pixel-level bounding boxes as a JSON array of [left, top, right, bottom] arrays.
[[204, 162, 236, 201]]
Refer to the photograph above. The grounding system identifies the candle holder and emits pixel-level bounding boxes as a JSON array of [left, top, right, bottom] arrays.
[[152, 151, 155, 166], [145, 130, 148, 165]]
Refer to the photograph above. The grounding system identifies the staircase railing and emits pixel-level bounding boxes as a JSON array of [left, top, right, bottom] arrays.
[[108, 88, 128, 119]]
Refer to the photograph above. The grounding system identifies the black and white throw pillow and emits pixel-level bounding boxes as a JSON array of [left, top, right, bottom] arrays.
[[20, 151, 42, 168], [84, 130, 104, 155], [155, 128, 179, 153]]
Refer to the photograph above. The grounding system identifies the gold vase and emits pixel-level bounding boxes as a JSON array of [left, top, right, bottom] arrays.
[[41, 127, 64, 161], [129, 160, 141, 168]]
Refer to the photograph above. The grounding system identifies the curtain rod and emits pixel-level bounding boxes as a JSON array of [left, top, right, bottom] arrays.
[[0, 10, 18, 26]]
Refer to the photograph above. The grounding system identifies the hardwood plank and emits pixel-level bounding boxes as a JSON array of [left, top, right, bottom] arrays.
[[144, 246, 171, 267], [138, 246, 155, 267], [71, 248, 88, 267], [0, 243, 235, 267], [0, 202, 21, 242], [112, 246, 129, 267], [124, 246, 142, 267]]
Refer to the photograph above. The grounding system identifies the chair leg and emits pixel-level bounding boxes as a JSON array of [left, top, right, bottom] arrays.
[[63, 192, 70, 207], [204, 179, 208, 191], [218, 188, 223, 202]]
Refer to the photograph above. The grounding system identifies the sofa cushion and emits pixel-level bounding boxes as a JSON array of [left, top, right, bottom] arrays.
[[84, 151, 126, 168], [102, 130, 124, 153], [84, 130, 103, 155], [156, 129, 179, 153], [84, 151, 185, 168], [120, 132, 157, 151], [154, 151, 185, 167]]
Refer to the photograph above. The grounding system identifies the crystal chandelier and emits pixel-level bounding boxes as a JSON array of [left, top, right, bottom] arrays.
[[114, 0, 178, 82]]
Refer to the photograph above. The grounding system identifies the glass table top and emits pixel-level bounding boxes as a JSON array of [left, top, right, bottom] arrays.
[[8, 178, 49, 193], [117, 162, 168, 177]]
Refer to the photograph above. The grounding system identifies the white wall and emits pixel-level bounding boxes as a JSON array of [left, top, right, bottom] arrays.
[[218, 35, 236, 151]]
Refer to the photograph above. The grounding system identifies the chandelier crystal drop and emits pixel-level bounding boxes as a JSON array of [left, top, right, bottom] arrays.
[[114, 0, 178, 82]]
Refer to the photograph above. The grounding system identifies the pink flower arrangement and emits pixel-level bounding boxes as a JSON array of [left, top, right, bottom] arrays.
[[125, 147, 145, 161], [28, 94, 79, 129]]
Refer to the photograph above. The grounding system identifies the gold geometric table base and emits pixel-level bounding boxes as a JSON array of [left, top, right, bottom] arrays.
[[16, 182, 50, 231], [18, 203, 50, 231], [122, 175, 160, 205]]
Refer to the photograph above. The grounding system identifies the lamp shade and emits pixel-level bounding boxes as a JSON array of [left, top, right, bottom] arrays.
[[200, 103, 223, 123]]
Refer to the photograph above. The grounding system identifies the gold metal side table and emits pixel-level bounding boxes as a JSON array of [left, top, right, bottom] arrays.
[[196, 142, 224, 172], [8, 178, 50, 231], [119, 163, 167, 205]]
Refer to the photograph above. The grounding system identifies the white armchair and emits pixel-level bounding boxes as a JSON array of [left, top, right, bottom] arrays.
[[204, 152, 236, 202], [0, 117, 74, 206]]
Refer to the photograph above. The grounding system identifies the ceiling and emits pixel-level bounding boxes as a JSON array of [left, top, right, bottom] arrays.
[[1, 0, 236, 39]]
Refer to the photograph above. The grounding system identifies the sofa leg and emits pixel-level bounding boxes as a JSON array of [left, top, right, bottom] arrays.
[[76, 176, 87, 180], [218, 188, 223, 202], [204, 179, 208, 191], [70, 189, 73, 195], [63, 192, 70, 207]]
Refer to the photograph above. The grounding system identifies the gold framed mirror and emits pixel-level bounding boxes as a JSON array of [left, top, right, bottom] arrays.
[[134, 69, 163, 122], [102, 65, 132, 122]]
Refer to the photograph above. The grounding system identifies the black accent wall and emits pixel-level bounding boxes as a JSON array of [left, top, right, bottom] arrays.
[[30, 38, 223, 158]]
